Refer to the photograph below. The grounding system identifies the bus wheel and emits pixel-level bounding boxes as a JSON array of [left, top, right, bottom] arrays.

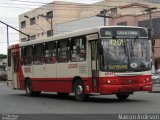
[[25, 79, 33, 96], [74, 80, 88, 101], [116, 93, 130, 100], [25, 79, 41, 97]]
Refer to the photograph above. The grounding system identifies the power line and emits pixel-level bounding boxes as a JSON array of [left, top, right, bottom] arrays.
[[10, 0, 52, 4], [10, 0, 99, 4], [0, 1, 159, 11]]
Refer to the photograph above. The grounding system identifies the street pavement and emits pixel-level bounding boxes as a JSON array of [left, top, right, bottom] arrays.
[[0, 81, 160, 114]]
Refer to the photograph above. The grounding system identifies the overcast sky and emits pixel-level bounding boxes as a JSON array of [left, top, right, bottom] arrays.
[[0, 0, 101, 55]]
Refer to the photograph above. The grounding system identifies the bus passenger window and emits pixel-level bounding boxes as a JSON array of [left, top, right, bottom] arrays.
[[23, 46, 33, 65], [71, 36, 86, 62], [45, 42, 56, 64], [57, 40, 69, 63], [34, 44, 44, 64]]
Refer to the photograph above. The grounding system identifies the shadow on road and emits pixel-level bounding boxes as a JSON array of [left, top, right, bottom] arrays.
[[13, 93, 149, 104]]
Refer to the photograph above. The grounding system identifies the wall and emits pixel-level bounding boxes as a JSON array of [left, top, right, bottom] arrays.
[[55, 16, 106, 34]]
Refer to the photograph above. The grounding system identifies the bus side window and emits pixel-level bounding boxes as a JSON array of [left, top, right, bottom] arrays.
[[45, 41, 56, 64], [57, 39, 69, 63], [28, 46, 34, 65], [22, 47, 26, 65], [71, 36, 86, 62], [23, 46, 33, 65], [34, 44, 44, 64]]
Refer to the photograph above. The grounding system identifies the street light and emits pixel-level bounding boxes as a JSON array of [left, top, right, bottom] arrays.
[[0, 20, 30, 47], [97, 9, 112, 26]]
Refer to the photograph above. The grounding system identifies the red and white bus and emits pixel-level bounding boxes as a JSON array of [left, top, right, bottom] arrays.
[[7, 26, 152, 101]]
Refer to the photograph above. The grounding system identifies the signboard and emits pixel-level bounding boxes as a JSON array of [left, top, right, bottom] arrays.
[[86, 34, 98, 41], [100, 28, 147, 37], [116, 30, 139, 36]]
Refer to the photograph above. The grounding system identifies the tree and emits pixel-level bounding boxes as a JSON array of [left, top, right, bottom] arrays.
[[0, 54, 7, 60]]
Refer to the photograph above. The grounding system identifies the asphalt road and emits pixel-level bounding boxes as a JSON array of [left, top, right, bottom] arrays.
[[0, 81, 160, 114]]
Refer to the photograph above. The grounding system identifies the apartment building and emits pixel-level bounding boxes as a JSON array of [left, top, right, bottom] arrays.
[[19, 0, 159, 42], [19, 1, 87, 42], [109, 2, 160, 70]]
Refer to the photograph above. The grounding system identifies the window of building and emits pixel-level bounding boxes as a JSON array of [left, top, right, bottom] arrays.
[[45, 42, 56, 64], [47, 30, 53, 37], [57, 39, 69, 63], [117, 21, 127, 26], [21, 21, 26, 28], [30, 35, 36, 40], [22, 46, 33, 65], [70, 36, 86, 62], [110, 7, 117, 15], [47, 11, 53, 19], [138, 18, 160, 38], [30, 17, 36, 25], [34, 44, 44, 64]]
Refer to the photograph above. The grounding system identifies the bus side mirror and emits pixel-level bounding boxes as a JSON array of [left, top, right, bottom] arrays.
[[98, 43, 103, 55]]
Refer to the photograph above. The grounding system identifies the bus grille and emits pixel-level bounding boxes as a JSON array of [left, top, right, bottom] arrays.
[[119, 79, 139, 85]]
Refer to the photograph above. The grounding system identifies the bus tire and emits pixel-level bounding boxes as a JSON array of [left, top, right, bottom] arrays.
[[25, 79, 41, 97], [116, 93, 130, 100], [74, 80, 88, 101]]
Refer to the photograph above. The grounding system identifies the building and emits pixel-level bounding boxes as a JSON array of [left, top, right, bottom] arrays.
[[109, 3, 160, 70], [19, 1, 88, 42], [55, 16, 106, 34], [19, 0, 160, 42]]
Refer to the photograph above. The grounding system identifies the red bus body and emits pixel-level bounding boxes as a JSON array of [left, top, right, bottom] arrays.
[[7, 26, 152, 101]]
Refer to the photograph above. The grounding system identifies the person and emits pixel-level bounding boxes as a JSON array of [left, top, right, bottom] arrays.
[[75, 43, 80, 61]]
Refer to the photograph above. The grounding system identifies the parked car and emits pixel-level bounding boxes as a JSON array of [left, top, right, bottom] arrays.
[[152, 72, 160, 84], [0, 67, 7, 81]]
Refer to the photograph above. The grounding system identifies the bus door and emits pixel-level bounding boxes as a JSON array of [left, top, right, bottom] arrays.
[[7, 49, 13, 89], [12, 52, 19, 89], [90, 41, 99, 92], [8, 49, 19, 89]]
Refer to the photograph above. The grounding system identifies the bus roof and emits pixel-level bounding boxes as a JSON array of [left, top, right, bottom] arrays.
[[19, 26, 146, 47]]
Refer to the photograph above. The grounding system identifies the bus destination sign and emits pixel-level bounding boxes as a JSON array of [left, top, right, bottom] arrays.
[[116, 30, 139, 36], [100, 28, 147, 37]]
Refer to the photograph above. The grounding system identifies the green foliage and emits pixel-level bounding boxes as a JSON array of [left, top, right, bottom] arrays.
[[0, 54, 7, 60]]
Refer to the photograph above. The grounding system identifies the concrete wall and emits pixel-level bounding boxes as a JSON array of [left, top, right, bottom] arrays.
[[55, 16, 106, 34]]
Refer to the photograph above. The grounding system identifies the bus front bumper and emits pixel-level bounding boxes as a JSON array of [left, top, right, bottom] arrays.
[[100, 82, 152, 95]]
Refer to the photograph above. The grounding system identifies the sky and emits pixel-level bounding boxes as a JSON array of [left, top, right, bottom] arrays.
[[0, 0, 101, 55]]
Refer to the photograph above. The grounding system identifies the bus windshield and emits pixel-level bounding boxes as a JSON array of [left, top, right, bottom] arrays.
[[101, 38, 151, 72]]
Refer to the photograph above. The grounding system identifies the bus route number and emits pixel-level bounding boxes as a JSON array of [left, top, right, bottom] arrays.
[[109, 39, 124, 46]]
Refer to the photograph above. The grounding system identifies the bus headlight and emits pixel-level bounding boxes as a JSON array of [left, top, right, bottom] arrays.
[[103, 80, 116, 85], [107, 80, 111, 84], [143, 78, 150, 83]]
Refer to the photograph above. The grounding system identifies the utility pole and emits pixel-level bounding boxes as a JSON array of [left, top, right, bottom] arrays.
[[97, 9, 112, 26], [144, 7, 157, 73]]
